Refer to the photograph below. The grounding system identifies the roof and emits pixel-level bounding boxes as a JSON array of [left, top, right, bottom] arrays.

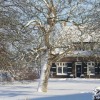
[[56, 25, 100, 43], [67, 50, 94, 57]]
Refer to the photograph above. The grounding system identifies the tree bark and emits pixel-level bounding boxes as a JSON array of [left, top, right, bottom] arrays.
[[37, 50, 51, 92]]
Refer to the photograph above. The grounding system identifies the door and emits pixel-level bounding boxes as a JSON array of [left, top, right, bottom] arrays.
[[76, 65, 82, 77]]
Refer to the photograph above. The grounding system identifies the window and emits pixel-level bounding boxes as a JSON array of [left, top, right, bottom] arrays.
[[58, 67, 62, 73], [56, 62, 67, 75], [63, 63, 65, 66], [92, 63, 95, 66], [87, 62, 95, 75], [63, 67, 67, 74], [88, 62, 91, 65], [89, 67, 95, 73]]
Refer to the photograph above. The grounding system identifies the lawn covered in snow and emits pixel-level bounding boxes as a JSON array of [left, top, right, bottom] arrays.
[[0, 78, 100, 100]]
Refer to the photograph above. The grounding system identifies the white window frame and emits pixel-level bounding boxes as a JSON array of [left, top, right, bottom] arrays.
[[87, 62, 95, 75], [56, 62, 67, 75]]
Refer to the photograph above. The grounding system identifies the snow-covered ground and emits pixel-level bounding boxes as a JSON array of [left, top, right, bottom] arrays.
[[0, 78, 100, 100]]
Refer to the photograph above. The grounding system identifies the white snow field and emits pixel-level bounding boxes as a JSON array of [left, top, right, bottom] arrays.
[[0, 78, 100, 100]]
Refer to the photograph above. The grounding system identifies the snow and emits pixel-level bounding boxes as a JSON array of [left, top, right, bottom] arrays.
[[72, 50, 93, 56], [58, 25, 99, 43], [0, 78, 100, 100]]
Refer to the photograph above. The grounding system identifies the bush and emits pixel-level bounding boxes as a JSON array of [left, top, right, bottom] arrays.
[[13, 67, 39, 81], [0, 71, 14, 82]]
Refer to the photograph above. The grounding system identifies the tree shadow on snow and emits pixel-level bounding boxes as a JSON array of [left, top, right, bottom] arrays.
[[31, 93, 93, 100], [0, 90, 32, 97], [0, 86, 36, 97]]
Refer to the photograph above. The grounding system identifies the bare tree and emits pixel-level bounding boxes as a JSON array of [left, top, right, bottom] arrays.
[[0, 0, 99, 92], [25, 0, 96, 92], [0, 0, 38, 80]]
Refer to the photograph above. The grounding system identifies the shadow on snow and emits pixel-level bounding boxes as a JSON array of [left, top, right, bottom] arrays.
[[30, 93, 93, 100]]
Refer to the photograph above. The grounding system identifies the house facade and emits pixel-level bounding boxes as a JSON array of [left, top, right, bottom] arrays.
[[50, 57, 100, 78], [50, 42, 100, 78]]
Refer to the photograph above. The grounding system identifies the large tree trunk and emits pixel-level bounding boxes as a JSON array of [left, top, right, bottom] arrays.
[[37, 50, 51, 92]]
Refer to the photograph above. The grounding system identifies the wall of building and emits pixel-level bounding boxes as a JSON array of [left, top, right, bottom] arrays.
[[50, 57, 100, 78]]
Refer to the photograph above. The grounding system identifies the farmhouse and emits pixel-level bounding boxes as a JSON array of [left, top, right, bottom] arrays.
[[50, 25, 100, 78], [50, 51, 100, 78]]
